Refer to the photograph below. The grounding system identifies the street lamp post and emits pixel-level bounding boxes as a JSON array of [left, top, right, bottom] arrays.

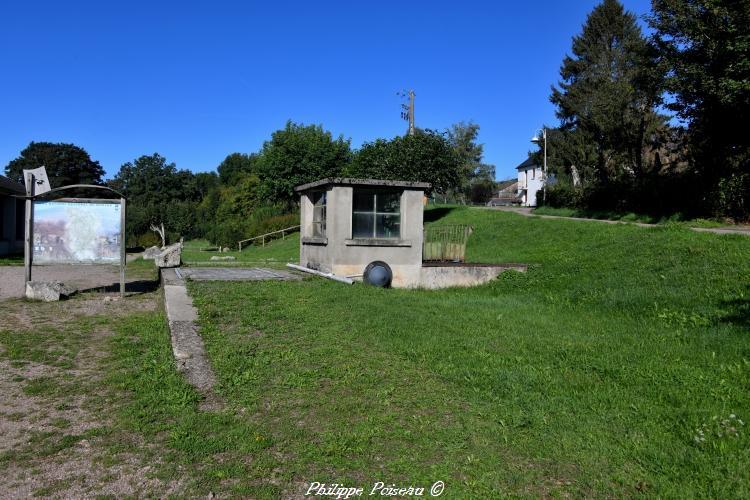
[[531, 128, 547, 205]]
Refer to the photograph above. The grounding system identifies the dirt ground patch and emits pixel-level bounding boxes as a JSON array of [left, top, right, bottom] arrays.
[[0, 263, 155, 300], [0, 291, 188, 497]]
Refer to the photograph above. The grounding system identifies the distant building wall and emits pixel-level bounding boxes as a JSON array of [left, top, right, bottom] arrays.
[[517, 165, 544, 207]]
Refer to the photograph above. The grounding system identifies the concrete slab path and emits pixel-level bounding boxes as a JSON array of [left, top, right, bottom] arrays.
[[177, 267, 300, 281]]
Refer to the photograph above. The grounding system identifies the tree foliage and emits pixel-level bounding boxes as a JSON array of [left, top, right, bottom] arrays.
[[4, 142, 105, 188], [447, 122, 485, 184], [217, 153, 257, 184], [650, 0, 750, 218], [551, 0, 666, 186], [347, 130, 461, 194], [254, 121, 351, 206], [109, 153, 204, 245]]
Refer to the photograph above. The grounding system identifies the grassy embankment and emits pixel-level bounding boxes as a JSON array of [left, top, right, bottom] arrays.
[[181, 237, 298, 267], [2, 206, 748, 497]]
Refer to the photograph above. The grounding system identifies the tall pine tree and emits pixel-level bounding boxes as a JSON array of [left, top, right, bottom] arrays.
[[551, 0, 665, 188]]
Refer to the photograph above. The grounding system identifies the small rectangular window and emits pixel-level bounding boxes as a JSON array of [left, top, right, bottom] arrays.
[[352, 190, 401, 239], [311, 191, 326, 237], [531, 168, 535, 180]]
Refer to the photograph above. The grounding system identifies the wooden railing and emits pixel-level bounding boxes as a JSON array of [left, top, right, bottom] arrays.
[[238, 225, 300, 251]]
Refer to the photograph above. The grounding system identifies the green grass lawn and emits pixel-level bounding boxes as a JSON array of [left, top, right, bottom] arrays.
[[181, 236, 299, 267], [173, 206, 750, 496], [5, 207, 747, 497], [0, 253, 23, 266]]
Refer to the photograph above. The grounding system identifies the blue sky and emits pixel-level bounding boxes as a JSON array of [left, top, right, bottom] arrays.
[[0, 0, 653, 181]]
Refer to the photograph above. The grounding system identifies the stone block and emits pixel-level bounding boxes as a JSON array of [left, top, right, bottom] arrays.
[[25, 281, 76, 301], [155, 243, 182, 268], [143, 245, 161, 260]]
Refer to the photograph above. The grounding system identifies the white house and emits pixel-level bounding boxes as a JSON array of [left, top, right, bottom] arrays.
[[516, 157, 545, 207]]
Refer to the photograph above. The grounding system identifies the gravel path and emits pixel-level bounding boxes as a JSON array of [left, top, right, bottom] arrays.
[[483, 206, 750, 236], [0, 265, 147, 300]]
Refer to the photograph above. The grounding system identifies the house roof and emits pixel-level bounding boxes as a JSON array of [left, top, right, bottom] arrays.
[[295, 177, 431, 192], [496, 179, 517, 192], [0, 175, 25, 195], [515, 156, 539, 170]]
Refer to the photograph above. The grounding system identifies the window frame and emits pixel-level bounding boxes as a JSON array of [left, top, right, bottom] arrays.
[[351, 189, 402, 240], [310, 191, 327, 238]]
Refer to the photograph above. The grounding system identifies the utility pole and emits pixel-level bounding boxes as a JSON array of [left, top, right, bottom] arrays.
[[398, 90, 416, 136], [407, 90, 415, 136]]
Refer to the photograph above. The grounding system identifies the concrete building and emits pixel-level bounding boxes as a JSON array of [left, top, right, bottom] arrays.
[[0, 175, 25, 256], [296, 178, 429, 288], [516, 157, 544, 207], [295, 177, 526, 288]]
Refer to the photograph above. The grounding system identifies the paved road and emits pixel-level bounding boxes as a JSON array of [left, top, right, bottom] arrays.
[[484, 206, 750, 236]]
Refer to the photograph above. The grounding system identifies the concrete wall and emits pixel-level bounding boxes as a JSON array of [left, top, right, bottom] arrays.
[[0, 195, 23, 256], [300, 185, 425, 287], [419, 264, 527, 289]]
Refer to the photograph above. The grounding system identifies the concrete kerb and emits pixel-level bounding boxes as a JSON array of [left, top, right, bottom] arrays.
[[160, 268, 223, 411]]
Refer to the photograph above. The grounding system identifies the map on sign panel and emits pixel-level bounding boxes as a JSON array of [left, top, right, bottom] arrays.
[[33, 201, 121, 264]]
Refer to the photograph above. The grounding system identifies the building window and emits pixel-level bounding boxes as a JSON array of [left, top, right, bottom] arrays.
[[352, 190, 401, 239], [531, 168, 535, 180], [311, 191, 326, 237]]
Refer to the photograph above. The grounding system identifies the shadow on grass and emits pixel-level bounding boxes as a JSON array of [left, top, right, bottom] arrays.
[[720, 289, 750, 328], [424, 206, 457, 223]]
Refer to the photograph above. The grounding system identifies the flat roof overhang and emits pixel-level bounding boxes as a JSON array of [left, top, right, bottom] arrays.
[[295, 177, 431, 192]]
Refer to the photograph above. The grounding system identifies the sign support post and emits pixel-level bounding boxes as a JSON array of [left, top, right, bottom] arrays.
[[24, 173, 34, 284], [120, 197, 126, 298]]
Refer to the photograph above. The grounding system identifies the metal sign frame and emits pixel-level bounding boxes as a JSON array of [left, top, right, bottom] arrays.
[[21, 174, 127, 297]]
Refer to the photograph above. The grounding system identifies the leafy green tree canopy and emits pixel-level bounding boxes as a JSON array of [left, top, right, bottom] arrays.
[[109, 153, 200, 204], [347, 130, 461, 194], [255, 121, 351, 205], [4, 141, 105, 188], [109, 153, 203, 243], [447, 122, 485, 185], [217, 153, 258, 184], [650, 0, 750, 217]]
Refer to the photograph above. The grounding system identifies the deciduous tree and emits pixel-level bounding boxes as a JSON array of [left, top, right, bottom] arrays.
[[650, 0, 750, 218], [4, 142, 105, 188], [347, 130, 461, 194], [254, 121, 351, 206]]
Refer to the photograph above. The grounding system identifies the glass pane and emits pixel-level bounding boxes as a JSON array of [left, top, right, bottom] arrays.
[[312, 222, 324, 237], [376, 191, 401, 213], [313, 191, 326, 206], [353, 191, 374, 212], [313, 206, 325, 222], [376, 214, 400, 238], [352, 213, 374, 238]]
